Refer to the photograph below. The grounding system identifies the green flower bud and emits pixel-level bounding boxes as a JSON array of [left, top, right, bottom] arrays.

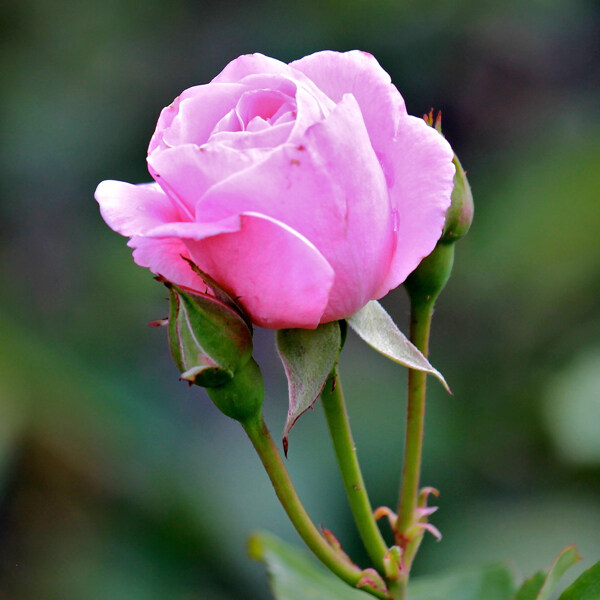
[[441, 153, 473, 244], [423, 109, 474, 244], [405, 110, 474, 305], [207, 357, 264, 423], [404, 242, 455, 306], [164, 279, 253, 388]]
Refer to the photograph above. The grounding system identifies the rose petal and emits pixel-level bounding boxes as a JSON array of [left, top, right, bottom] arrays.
[[374, 116, 455, 296], [211, 53, 289, 83], [148, 82, 245, 154], [195, 94, 393, 321], [95, 180, 180, 236], [143, 214, 241, 240], [208, 120, 294, 150], [128, 236, 207, 292], [290, 50, 404, 183], [184, 212, 335, 329], [291, 51, 455, 294], [148, 143, 268, 213]]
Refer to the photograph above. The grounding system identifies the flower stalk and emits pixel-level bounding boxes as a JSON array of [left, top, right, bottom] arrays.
[[320, 369, 389, 575], [242, 414, 389, 599], [393, 241, 456, 598], [393, 298, 435, 599]]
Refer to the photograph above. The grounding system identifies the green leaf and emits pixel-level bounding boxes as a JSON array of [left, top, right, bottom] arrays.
[[558, 560, 600, 600], [248, 531, 371, 600], [512, 546, 580, 600], [408, 563, 516, 600], [512, 573, 547, 600], [276, 322, 342, 455], [347, 301, 449, 391]]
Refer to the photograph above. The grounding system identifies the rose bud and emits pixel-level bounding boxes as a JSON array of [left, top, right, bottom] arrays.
[[441, 154, 473, 244], [164, 279, 253, 388], [206, 357, 264, 423], [96, 51, 455, 329], [423, 110, 473, 244], [404, 111, 473, 304]]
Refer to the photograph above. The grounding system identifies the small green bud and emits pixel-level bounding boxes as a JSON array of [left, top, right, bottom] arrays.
[[207, 357, 264, 422], [441, 153, 473, 244], [163, 279, 253, 388], [405, 110, 474, 305], [423, 109, 473, 245], [404, 242, 455, 306]]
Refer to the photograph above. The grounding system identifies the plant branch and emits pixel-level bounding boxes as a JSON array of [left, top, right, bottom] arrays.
[[321, 369, 389, 575], [242, 415, 388, 599]]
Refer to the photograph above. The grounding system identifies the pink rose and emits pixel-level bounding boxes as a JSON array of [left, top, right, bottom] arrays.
[[96, 51, 455, 329]]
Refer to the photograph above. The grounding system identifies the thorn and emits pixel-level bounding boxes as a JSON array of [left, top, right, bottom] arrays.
[[406, 522, 442, 541], [282, 436, 289, 459], [418, 487, 440, 507], [374, 506, 397, 529], [148, 318, 168, 327], [356, 569, 388, 595], [415, 506, 438, 520]]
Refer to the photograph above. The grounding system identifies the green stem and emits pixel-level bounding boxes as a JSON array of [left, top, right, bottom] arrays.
[[321, 369, 389, 575], [242, 416, 388, 600], [394, 298, 435, 598]]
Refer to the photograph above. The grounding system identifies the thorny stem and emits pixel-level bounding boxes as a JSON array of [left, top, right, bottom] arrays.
[[393, 298, 435, 599], [242, 415, 388, 600], [321, 368, 389, 575]]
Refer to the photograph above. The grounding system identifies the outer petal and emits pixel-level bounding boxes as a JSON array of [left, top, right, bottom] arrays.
[[290, 50, 405, 182], [148, 143, 260, 213], [128, 236, 208, 292], [211, 53, 289, 83], [142, 214, 241, 240], [184, 212, 335, 329], [95, 180, 178, 236], [195, 94, 394, 321], [374, 115, 455, 296]]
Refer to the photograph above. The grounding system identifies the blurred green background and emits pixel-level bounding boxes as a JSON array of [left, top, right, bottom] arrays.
[[1, 1, 599, 598]]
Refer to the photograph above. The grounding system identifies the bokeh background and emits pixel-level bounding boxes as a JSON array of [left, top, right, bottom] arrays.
[[1, 1, 600, 598]]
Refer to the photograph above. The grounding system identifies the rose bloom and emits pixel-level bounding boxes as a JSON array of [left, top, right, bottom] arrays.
[[96, 51, 455, 329]]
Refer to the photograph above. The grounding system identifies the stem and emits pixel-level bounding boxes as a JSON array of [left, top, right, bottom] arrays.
[[321, 369, 389, 575], [394, 298, 435, 598], [242, 416, 388, 600]]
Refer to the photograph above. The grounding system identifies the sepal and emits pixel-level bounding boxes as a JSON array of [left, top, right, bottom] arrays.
[[423, 109, 473, 245], [347, 301, 449, 391], [161, 277, 253, 388], [207, 357, 264, 423], [276, 321, 343, 454]]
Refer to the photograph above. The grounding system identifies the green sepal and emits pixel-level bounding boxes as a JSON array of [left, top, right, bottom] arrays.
[[180, 256, 253, 331], [207, 357, 264, 423], [163, 279, 253, 388], [423, 109, 473, 245], [276, 321, 342, 455], [347, 301, 449, 391], [403, 242, 455, 307], [441, 153, 474, 244]]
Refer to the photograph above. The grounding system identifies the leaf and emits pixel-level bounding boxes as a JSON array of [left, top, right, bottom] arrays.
[[558, 560, 600, 600], [408, 563, 517, 600], [512, 546, 580, 600], [248, 531, 371, 600], [276, 322, 342, 455], [347, 301, 449, 391], [512, 573, 547, 600]]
